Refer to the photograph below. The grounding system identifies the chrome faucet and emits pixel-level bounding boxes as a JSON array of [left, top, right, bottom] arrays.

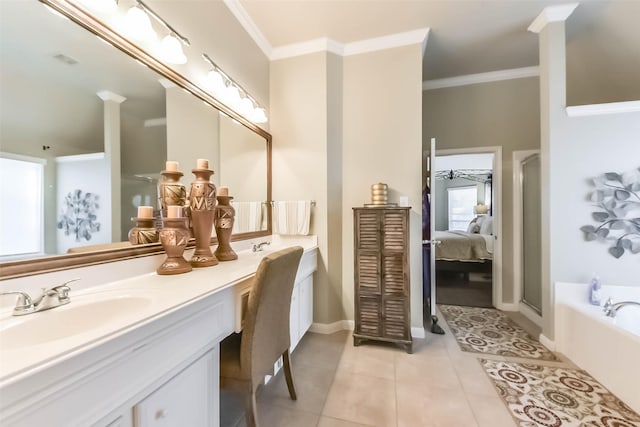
[[603, 298, 640, 318], [1, 278, 79, 316], [252, 241, 271, 252]]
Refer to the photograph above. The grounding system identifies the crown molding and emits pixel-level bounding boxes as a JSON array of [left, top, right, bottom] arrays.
[[271, 37, 343, 61], [528, 3, 579, 34], [566, 100, 640, 117], [343, 28, 430, 57], [272, 28, 430, 61], [223, 0, 273, 58], [225, 0, 429, 61], [422, 66, 540, 90]]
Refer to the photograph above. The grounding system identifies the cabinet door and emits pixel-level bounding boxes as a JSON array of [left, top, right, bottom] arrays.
[[356, 295, 382, 336], [381, 210, 407, 251], [290, 284, 301, 351], [355, 210, 380, 250], [381, 252, 405, 295], [355, 251, 381, 295], [134, 349, 218, 427], [299, 275, 313, 335], [382, 296, 409, 340]]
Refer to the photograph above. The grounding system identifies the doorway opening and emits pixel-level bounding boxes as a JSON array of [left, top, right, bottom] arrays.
[[433, 153, 495, 308], [423, 143, 502, 333]]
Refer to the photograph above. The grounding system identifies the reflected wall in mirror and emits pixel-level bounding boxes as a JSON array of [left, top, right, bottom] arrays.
[[0, 0, 271, 278]]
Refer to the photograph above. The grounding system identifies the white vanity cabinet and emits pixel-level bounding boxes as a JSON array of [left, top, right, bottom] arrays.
[[0, 243, 318, 427], [0, 289, 233, 427], [133, 348, 218, 427], [290, 249, 316, 351]]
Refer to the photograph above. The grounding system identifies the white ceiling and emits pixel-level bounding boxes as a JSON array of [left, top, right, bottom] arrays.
[[238, 0, 640, 103]]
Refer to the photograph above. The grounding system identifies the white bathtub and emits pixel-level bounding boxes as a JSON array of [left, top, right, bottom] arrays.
[[555, 282, 640, 413]]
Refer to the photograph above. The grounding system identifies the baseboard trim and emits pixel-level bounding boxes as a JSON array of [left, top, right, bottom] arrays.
[[539, 333, 556, 351], [411, 327, 426, 339], [309, 320, 354, 334], [519, 302, 543, 327], [498, 303, 519, 311], [309, 321, 425, 340]]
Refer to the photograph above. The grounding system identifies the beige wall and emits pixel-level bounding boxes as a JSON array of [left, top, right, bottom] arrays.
[[219, 117, 267, 202], [423, 77, 541, 304], [342, 45, 424, 329], [165, 86, 220, 183], [270, 52, 345, 324], [271, 44, 423, 329]]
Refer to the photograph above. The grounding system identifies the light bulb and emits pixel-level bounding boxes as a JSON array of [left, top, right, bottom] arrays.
[[159, 34, 187, 64], [123, 6, 156, 42], [251, 107, 268, 124], [238, 97, 254, 117], [207, 70, 226, 96], [224, 85, 241, 109]]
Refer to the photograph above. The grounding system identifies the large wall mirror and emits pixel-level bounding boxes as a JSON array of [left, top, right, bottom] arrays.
[[0, 0, 271, 279]]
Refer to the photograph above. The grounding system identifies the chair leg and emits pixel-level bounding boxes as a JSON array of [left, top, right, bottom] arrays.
[[282, 349, 297, 401], [244, 386, 259, 427]]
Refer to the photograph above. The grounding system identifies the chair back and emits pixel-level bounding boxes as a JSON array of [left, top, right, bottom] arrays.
[[240, 246, 303, 385]]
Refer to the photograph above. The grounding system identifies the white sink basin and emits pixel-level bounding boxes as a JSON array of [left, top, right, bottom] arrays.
[[0, 295, 152, 350]]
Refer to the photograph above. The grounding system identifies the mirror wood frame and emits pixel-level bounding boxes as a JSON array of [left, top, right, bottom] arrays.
[[0, 0, 272, 280]]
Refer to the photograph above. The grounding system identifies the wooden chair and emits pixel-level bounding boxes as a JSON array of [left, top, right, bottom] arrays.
[[219, 246, 304, 427]]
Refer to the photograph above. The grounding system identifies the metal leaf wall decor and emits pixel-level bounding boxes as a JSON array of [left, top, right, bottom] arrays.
[[57, 189, 101, 242], [580, 167, 640, 258]]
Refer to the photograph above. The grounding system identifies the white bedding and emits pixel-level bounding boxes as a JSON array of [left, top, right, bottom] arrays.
[[434, 230, 492, 262]]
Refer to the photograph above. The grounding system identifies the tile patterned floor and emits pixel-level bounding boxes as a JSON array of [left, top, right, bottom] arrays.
[[221, 308, 637, 427]]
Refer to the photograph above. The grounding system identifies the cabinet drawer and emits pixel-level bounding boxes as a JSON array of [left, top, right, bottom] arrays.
[[134, 349, 217, 427]]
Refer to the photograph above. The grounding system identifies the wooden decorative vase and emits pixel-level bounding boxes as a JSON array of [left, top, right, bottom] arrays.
[[158, 170, 187, 219], [214, 195, 238, 261], [157, 217, 192, 275], [128, 217, 159, 245], [188, 168, 218, 267]]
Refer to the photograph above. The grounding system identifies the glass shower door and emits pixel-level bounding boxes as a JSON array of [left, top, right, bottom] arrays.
[[521, 154, 542, 314]]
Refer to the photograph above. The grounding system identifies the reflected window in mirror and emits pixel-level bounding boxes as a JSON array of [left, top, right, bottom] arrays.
[[0, 155, 45, 259]]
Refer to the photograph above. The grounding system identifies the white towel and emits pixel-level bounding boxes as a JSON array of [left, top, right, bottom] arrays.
[[231, 201, 263, 233], [273, 200, 311, 235]]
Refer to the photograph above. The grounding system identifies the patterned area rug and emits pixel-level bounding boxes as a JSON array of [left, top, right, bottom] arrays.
[[481, 359, 640, 427], [439, 304, 557, 361]]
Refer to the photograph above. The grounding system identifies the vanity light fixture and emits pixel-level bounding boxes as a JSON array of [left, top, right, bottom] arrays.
[[159, 33, 187, 64], [123, 5, 156, 42], [251, 107, 268, 124], [124, 0, 190, 64], [202, 53, 268, 124]]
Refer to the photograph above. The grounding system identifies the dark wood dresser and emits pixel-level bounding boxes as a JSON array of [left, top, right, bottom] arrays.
[[353, 206, 412, 353]]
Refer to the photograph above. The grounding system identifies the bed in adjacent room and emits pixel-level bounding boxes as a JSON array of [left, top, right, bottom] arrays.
[[435, 215, 493, 276]]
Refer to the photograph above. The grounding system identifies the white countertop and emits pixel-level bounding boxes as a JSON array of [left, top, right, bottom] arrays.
[[0, 236, 317, 386]]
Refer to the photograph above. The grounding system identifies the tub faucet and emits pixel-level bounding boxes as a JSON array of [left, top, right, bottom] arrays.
[[0, 278, 79, 316], [603, 298, 640, 318], [252, 241, 271, 252]]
